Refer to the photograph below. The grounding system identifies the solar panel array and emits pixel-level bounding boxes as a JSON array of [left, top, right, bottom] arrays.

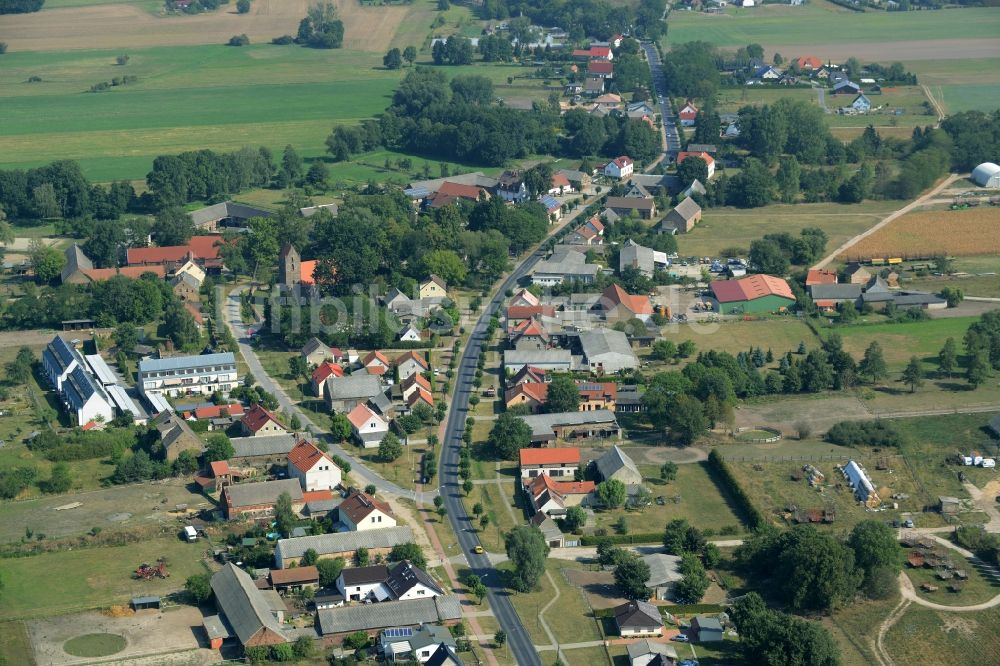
[[383, 627, 413, 638]]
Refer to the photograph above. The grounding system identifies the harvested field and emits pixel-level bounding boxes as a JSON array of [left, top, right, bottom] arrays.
[[840, 208, 1000, 261], [1, 0, 408, 53]]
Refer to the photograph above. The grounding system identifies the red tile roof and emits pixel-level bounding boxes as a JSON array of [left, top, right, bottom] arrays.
[[406, 387, 435, 408], [395, 350, 429, 370], [240, 404, 285, 433], [589, 61, 613, 75], [507, 305, 555, 321], [189, 404, 245, 420], [551, 173, 570, 189], [602, 284, 653, 315], [270, 565, 318, 585], [82, 266, 168, 281], [127, 235, 223, 265], [512, 317, 549, 341], [363, 351, 391, 368], [339, 488, 394, 524], [184, 302, 204, 325], [300, 260, 317, 286], [676, 151, 715, 167], [287, 439, 330, 474], [303, 489, 334, 503], [527, 474, 595, 498], [311, 361, 344, 385], [210, 460, 231, 477], [806, 269, 838, 286], [506, 382, 549, 405], [578, 381, 617, 402], [347, 403, 382, 430], [609, 156, 633, 169], [711, 275, 795, 303], [402, 373, 432, 392], [437, 181, 485, 200], [796, 55, 822, 70], [590, 46, 612, 58], [519, 447, 581, 466]]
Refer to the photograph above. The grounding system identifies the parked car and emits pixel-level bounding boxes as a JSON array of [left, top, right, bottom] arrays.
[[671, 634, 689, 642]]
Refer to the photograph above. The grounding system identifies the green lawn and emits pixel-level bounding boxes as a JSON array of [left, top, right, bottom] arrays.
[[501, 560, 604, 648], [463, 480, 521, 553], [0, 620, 34, 666], [665, 4, 1000, 48], [905, 561, 1000, 607], [0, 536, 209, 619], [648, 318, 818, 365], [834, 317, 976, 370], [63, 633, 127, 658], [680, 200, 900, 259]]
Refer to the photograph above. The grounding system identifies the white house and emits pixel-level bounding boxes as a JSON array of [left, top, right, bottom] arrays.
[[337, 565, 393, 602], [138, 352, 238, 398], [398, 324, 422, 343], [338, 489, 398, 531], [287, 439, 341, 491], [519, 447, 581, 479], [63, 365, 114, 427], [346, 403, 389, 448], [604, 156, 634, 180]]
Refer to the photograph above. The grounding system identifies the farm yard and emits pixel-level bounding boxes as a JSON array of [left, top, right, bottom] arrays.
[[840, 207, 1000, 262]]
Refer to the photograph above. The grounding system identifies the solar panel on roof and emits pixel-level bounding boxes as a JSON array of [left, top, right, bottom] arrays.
[[384, 627, 413, 638]]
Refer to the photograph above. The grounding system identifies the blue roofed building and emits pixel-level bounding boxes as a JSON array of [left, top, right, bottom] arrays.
[[42, 335, 83, 393]]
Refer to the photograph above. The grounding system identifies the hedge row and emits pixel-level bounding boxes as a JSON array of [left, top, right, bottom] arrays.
[[706, 449, 765, 530], [579, 532, 662, 547]]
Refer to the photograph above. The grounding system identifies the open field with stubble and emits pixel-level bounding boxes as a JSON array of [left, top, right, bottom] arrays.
[[840, 208, 1000, 261]]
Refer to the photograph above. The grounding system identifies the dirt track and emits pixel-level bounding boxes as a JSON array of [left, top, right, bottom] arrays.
[[0, 0, 407, 52]]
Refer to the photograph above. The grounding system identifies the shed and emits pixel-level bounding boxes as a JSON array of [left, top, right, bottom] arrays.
[[691, 615, 723, 642], [972, 162, 1000, 188], [130, 596, 161, 611], [202, 614, 231, 650]]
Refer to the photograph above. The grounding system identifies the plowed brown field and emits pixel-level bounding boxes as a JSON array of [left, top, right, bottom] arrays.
[[0, 0, 407, 52], [839, 207, 1000, 261]]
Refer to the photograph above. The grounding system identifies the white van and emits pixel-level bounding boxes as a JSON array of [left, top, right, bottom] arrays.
[[184, 525, 198, 542]]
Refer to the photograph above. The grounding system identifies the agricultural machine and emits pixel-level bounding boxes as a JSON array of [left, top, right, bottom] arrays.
[[133, 558, 170, 580]]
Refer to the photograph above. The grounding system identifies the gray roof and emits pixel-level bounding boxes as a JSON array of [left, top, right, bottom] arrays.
[[614, 600, 662, 629], [425, 644, 465, 666], [596, 445, 641, 483], [627, 640, 677, 662], [189, 201, 273, 227], [210, 563, 288, 645], [139, 352, 235, 374], [202, 614, 231, 640], [299, 203, 338, 218], [62, 244, 93, 282], [620, 241, 655, 275], [317, 596, 462, 635], [226, 478, 304, 509], [341, 565, 390, 586], [385, 561, 445, 598], [809, 284, 862, 300], [520, 410, 618, 439], [669, 196, 702, 222], [154, 411, 201, 453], [301, 337, 329, 356], [64, 364, 108, 411], [643, 553, 683, 587], [529, 513, 563, 543], [894, 292, 946, 307], [533, 249, 600, 280], [629, 174, 679, 192], [275, 526, 413, 564], [556, 169, 588, 182], [694, 615, 723, 631], [325, 375, 383, 401], [409, 172, 498, 193], [503, 349, 573, 368], [686, 143, 717, 153], [682, 178, 707, 197], [578, 328, 636, 361], [231, 434, 298, 458]]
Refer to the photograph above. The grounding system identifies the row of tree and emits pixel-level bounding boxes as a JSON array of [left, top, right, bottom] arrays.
[[478, 0, 666, 42]]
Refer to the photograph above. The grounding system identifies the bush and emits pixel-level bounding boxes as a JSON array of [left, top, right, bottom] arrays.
[[706, 450, 764, 530], [825, 420, 903, 448], [271, 35, 295, 45], [228, 34, 250, 46], [236, 0, 250, 12]]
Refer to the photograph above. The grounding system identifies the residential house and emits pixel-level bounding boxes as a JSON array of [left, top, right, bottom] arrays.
[[806, 269, 838, 287], [531, 247, 600, 286], [519, 447, 581, 479], [274, 526, 414, 568], [755, 65, 783, 80], [589, 60, 613, 79], [578, 328, 639, 373], [556, 169, 591, 192], [710, 275, 796, 314], [60, 244, 169, 284], [626, 101, 658, 120], [311, 361, 344, 397], [599, 284, 653, 322], [506, 305, 554, 330], [691, 615, 724, 642], [496, 171, 529, 203], [406, 387, 434, 412], [347, 404, 389, 449], [138, 352, 238, 398], [795, 55, 822, 70], [170, 272, 201, 302], [325, 375, 383, 412], [41, 336, 116, 426], [153, 410, 203, 462], [337, 565, 393, 602], [362, 351, 392, 377], [427, 182, 489, 208], [339, 488, 397, 531], [661, 197, 702, 234], [505, 382, 549, 413], [209, 563, 288, 648], [379, 624, 456, 663], [269, 566, 319, 593], [301, 338, 333, 366], [613, 601, 664, 637], [525, 473, 595, 518], [619, 240, 668, 277], [627, 640, 678, 666], [396, 351, 429, 381], [400, 373, 432, 402], [604, 196, 656, 220], [529, 512, 565, 549], [182, 405, 243, 431], [223, 478, 305, 519], [676, 151, 716, 179], [643, 553, 683, 601], [503, 349, 573, 373], [241, 404, 288, 437], [577, 381, 618, 411], [604, 156, 635, 180], [287, 439, 341, 491], [850, 93, 872, 112], [832, 80, 861, 95], [316, 596, 462, 636], [398, 324, 423, 343], [510, 288, 540, 308], [549, 173, 573, 195], [507, 365, 548, 388], [511, 317, 550, 351], [565, 217, 605, 245], [419, 275, 448, 299], [678, 101, 699, 127], [196, 459, 235, 494], [520, 410, 621, 445], [595, 445, 643, 486]]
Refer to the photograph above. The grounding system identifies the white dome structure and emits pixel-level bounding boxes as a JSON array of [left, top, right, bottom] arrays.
[[972, 162, 1000, 188]]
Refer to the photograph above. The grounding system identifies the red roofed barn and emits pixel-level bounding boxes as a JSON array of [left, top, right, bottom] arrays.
[[710, 275, 796, 314]]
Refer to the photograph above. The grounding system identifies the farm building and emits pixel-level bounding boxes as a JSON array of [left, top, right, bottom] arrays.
[[710, 275, 795, 314], [972, 162, 1000, 188], [841, 460, 880, 508]]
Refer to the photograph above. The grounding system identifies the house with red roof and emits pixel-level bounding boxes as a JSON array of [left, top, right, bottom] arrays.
[[589, 61, 614, 79], [676, 151, 715, 179], [710, 275, 796, 314], [338, 488, 397, 531], [566, 216, 604, 246], [806, 269, 838, 287], [311, 361, 344, 397], [678, 100, 699, 126], [548, 173, 573, 195], [184, 403, 245, 421], [400, 373, 432, 402], [604, 156, 634, 180], [511, 317, 551, 351], [395, 351, 429, 381], [589, 45, 613, 61], [428, 182, 489, 208], [525, 473, 596, 518], [346, 403, 389, 449], [406, 387, 434, 412], [507, 365, 548, 389], [505, 382, 549, 413], [599, 284, 653, 322], [519, 447, 581, 479], [506, 305, 555, 330], [241, 404, 288, 437], [796, 55, 823, 70], [127, 235, 225, 270], [287, 439, 341, 491], [195, 459, 239, 494], [361, 351, 392, 376]]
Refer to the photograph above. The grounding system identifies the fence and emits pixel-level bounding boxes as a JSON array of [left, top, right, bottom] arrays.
[[721, 454, 853, 464]]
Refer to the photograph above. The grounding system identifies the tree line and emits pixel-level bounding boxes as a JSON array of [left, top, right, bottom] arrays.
[[0, 0, 43, 13], [478, 0, 666, 42]]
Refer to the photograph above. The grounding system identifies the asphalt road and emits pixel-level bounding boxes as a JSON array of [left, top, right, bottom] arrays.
[[440, 248, 547, 666], [641, 41, 682, 159]]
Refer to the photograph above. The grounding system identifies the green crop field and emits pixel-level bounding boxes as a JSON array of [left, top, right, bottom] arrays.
[[665, 4, 1000, 49]]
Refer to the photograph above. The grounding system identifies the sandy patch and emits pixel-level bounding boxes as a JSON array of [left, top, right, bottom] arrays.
[[1, 0, 408, 53]]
